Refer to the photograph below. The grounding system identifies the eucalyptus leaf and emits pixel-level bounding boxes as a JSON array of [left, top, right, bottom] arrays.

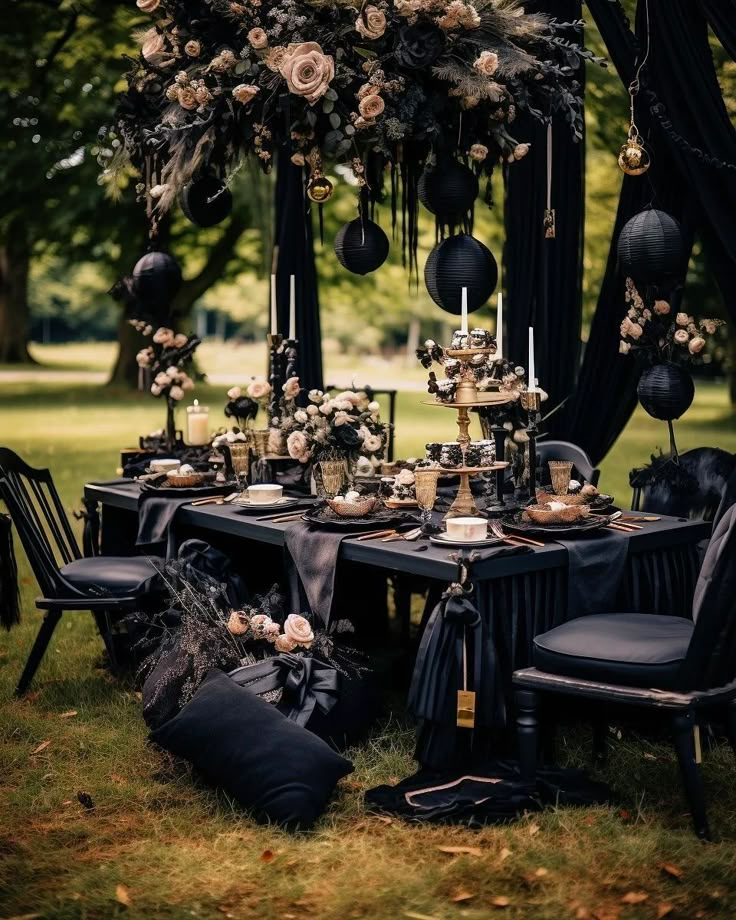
[[306, 110, 317, 127], [325, 88, 338, 102], [234, 61, 248, 75], [329, 112, 341, 130], [322, 100, 334, 114]]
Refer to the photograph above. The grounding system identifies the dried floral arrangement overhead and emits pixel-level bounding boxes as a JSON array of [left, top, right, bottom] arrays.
[[111, 0, 601, 271]]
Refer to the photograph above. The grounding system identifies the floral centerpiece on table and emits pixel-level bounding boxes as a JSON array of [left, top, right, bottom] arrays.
[[274, 386, 389, 479], [134, 322, 201, 449], [112, 0, 602, 272], [222, 376, 273, 440]]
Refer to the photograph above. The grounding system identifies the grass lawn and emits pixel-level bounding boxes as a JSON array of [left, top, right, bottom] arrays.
[[1, 374, 736, 919]]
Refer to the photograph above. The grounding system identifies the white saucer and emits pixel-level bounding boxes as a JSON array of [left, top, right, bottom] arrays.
[[232, 496, 300, 512], [429, 533, 503, 548]]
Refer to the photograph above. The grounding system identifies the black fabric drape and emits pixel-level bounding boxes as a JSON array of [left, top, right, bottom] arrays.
[[272, 147, 324, 391], [504, 0, 585, 435]]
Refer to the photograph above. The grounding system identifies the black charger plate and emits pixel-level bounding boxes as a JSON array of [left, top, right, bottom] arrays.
[[302, 506, 416, 531], [503, 510, 609, 538]]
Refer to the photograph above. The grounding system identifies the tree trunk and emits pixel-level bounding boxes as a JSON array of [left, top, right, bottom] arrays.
[[0, 218, 34, 364], [107, 214, 247, 388]]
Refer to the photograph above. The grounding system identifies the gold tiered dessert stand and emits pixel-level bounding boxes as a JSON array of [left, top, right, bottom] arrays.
[[424, 345, 511, 518]]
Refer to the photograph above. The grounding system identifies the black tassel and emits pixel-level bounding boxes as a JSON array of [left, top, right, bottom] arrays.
[[0, 513, 21, 630]]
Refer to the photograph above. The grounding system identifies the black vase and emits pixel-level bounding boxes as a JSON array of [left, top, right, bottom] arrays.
[[132, 251, 182, 305], [334, 217, 389, 275], [424, 234, 498, 314], [637, 364, 694, 421], [617, 208, 685, 288], [418, 160, 478, 222], [180, 175, 233, 228]]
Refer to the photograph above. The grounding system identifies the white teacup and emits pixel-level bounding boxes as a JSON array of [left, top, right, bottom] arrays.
[[247, 483, 283, 505], [445, 516, 488, 542]]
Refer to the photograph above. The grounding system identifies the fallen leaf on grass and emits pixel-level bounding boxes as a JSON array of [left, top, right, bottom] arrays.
[[583, 815, 598, 826], [656, 905, 674, 918], [373, 814, 393, 825], [659, 863, 684, 880], [534, 867, 549, 877], [59, 710, 77, 719], [260, 849, 276, 862], [449, 890, 475, 902], [618, 809, 631, 821], [404, 912, 438, 920], [110, 773, 126, 785], [527, 822, 540, 837], [61, 800, 73, 806], [643, 753, 657, 761], [490, 896, 511, 908], [437, 845, 483, 857], [593, 909, 620, 920], [30, 740, 51, 756], [498, 847, 512, 862], [115, 884, 132, 907], [621, 892, 649, 905]]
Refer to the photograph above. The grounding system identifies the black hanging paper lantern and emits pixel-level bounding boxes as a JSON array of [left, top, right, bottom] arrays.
[[132, 251, 182, 305], [334, 217, 389, 275], [418, 160, 478, 222], [637, 364, 694, 421], [180, 175, 233, 227], [617, 208, 685, 287], [424, 234, 498, 314]]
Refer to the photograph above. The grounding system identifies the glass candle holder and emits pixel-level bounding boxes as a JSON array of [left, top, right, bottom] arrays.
[[186, 401, 209, 446]]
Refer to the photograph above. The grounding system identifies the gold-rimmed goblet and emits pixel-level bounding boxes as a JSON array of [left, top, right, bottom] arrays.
[[415, 468, 440, 525], [548, 460, 573, 496], [319, 459, 347, 499]]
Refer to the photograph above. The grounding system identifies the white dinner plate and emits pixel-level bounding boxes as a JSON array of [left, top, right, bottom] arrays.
[[429, 533, 503, 548], [232, 496, 301, 512]]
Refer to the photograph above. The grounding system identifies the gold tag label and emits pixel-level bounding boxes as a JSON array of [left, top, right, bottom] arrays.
[[457, 690, 476, 729]]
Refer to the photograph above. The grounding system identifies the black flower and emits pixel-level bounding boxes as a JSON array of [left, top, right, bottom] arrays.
[[333, 423, 362, 451], [395, 24, 446, 70]]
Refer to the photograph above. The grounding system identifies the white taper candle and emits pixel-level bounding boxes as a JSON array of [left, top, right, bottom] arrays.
[[270, 274, 277, 336], [528, 326, 536, 391], [496, 292, 503, 359], [461, 287, 468, 335]]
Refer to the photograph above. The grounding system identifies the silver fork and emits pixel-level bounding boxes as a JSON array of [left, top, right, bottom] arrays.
[[488, 520, 544, 547], [382, 527, 423, 542]]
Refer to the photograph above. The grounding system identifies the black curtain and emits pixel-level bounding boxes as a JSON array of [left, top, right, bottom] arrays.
[[504, 0, 585, 436], [272, 147, 324, 391]]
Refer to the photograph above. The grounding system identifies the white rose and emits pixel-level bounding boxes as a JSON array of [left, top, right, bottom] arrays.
[[169, 385, 185, 401], [275, 634, 298, 653], [282, 376, 301, 399], [294, 410, 308, 423], [247, 379, 271, 400], [363, 433, 382, 453], [283, 613, 315, 647], [150, 383, 162, 396], [173, 333, 188, 348], [153, 327, 175, 345], [154, 372, 169, 386], [308, 389, 323, 403], [319, 402, 333, 415], [368, 400, 380, 413], [396, 468, 415, 486], [166, 365, 179, 379], [306, 404, 319, 416], [227, 386, 242, 400]]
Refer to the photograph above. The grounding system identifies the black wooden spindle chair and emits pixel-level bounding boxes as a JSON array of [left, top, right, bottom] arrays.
[[0, 448, 164, 696], [630, 447, 736, 520], [537, 440, 600, 488], [513, 503, 736, 839]]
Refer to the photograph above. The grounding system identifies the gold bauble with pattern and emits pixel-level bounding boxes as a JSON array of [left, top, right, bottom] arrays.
[[618, 139, 650, 176], [307, 175, 334, 203]]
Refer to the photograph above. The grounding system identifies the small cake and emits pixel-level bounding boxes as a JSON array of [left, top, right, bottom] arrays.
[[469, 328, 490, 348], [478, 439, 496, 466], [444, 358, 462, 377], [436, 379, 457, 402], [451, 330, 469, 350], [463, 444, 481, 467], [425, 442, 443, 462], [440, 442, 464, 468]]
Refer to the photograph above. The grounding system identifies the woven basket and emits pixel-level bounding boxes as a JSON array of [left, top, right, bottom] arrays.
[[326, 496, 377, 518], [166, 472, 207, 488], [525, 504, 590, 525], [535, 489, 588, 506]]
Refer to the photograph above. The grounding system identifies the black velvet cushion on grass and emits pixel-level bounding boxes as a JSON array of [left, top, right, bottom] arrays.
[[60, 555, 164, 596], [150, 668, 353, 829], [533, 613, 694, 689]]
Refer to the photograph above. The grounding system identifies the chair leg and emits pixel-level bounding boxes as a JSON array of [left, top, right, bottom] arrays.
[[15, 608, 63, 696], [92, 609, 119, 674], [724, 702, 736, 760], [515, 688, 539, 782], [671, 712, 711, 840]]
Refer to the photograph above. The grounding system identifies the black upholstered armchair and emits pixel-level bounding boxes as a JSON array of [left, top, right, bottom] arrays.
[[513, 503, 736, 839], [0, 448, 164, 695]]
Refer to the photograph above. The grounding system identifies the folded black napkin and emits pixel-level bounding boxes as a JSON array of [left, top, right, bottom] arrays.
[[555, 529, 630, 619], [283, 522, 363, 627]]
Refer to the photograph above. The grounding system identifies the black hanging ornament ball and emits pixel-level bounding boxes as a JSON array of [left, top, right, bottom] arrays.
[[617, 208, 685, 287], [132, 251, 182, 305], [424, 234, 498, 314], [418, 159, 478, 222], [179, 175, 233, 227], [637, 364, 694, 421], [334, 217, 390, 275]]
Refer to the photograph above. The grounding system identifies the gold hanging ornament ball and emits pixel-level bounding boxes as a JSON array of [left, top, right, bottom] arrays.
[[618, 128, 650, 176], [307, 174, 334, 203]]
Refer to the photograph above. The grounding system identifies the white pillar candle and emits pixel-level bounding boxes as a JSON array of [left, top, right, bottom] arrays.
[[187, 399, 210, 446], [289, 274, 296, 340], [460, 287, 468, 336], [528, 326, 536, 391], [270, 273, 278, 336], [496, 292, 503, 359]]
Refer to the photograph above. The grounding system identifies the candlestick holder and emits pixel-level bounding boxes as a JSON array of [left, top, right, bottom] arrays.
[[520, 389, 542, 500], [267, 332, 284, 420], [284, 337, 299, 383]]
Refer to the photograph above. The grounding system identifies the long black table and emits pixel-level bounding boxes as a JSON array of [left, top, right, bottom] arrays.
[[84, 479, 712, 767]]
